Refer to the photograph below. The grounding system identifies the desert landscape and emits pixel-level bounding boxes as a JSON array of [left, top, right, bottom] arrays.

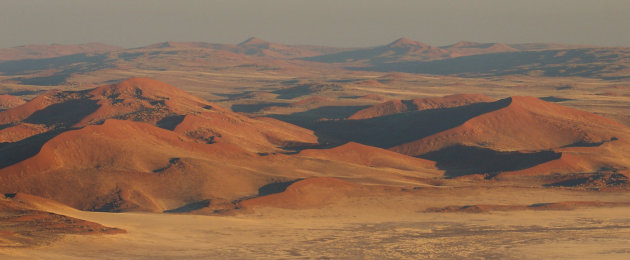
[[2, 1, 630, 259], [0, 37, 629, 259]]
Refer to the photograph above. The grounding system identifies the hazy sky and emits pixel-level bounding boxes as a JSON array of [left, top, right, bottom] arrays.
[[2, 0, 630, 49]]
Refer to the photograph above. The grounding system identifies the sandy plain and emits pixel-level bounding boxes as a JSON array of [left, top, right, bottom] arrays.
[[1, 188, 629, 259]]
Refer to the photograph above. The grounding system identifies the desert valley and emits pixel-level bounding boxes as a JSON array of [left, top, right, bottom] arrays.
[[1, 37, 630, 258]]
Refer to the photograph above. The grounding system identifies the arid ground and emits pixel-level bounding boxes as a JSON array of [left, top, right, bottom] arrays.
[[3, 190, 630, 259]]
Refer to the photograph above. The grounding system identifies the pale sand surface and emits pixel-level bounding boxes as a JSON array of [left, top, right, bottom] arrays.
[[2, 191, 630, 259]]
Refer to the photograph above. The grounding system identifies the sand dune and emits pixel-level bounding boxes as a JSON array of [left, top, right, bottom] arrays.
[[0, 78, 443, 213], [391, 96, 627, 155], [238, 177, 362, 209], [299, 142, 435, 171], [0, 95, 25, 110], [0, 193, 123, 248], [173, 112, 318, 153], [349, 94, 494, 119]]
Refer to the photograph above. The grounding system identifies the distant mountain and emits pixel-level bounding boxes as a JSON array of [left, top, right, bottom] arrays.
[[442, 41, 518, 57], [141, 37, 343, 59], [2, 38, 629, 88], [304, 38, 524, 64], [367, 47, 630, 79], [0, 43, 122, 61], [230, 37, 331, 58], [507, 43, 599, 51], [304, 37, 450, 64], [302, 38, 630, 79]]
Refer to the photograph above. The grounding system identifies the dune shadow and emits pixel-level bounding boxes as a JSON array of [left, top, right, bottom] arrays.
[[419, 145, 562, 178], [258, 179, 303, 196], [231, 102, 290, 113], [270, 105, 370, 124], [561, 137, 617, 148], [539, 96, 572, 102], [0, 98, 100, 169], [24, 99, 100, 127], [0, 130, 65, 169], [272, 99, 510, 148], [164, 199, 211, 213], [156, 115, 186, 130]]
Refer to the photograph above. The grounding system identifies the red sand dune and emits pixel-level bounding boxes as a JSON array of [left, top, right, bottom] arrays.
[[499, 152, 600, 177], [299, 142, 435, 171], [0, 94, 26, 110], [1, 119, 252, 174], [497, 141, 630, 179], [0, 116, 429, 212], [390, 96, 628, 156], [238, 177, 361, 209], [0, 193, 124, 247], [0, 119, 264, 211], [0, 78, 222, 142], [411, 94, 494, 110], [0, 78, 319, 151], [0, 94, 60, 125], [0, 123, 49, 143], [349, 94, 494, 119], [0, 78, 325, 212], [3, 75, 629, 215], [78, 77, 214, 126], [173, 112, 318, 153], [349, 99, 408, 119]]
